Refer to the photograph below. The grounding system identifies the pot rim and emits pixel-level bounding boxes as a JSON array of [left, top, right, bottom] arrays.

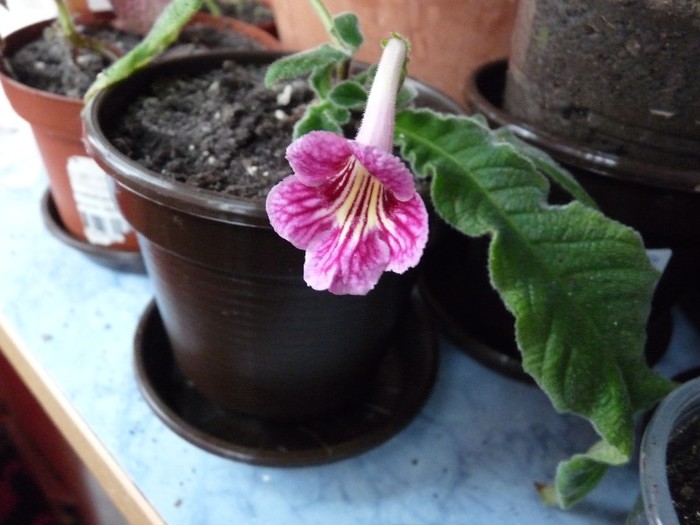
[[0, 11, 280, 104], [83, 50, 286, 228], [639, 376, 700, 525], [83, 49, 464, 229], [466, 60, 700, 194], [0, 14, 116, 105]]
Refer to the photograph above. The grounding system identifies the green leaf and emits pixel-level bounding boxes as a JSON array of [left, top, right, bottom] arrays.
[[265, 44, 348, 87], [394, 108, 676, 506], [84, 0, 203, 100], [309, 63, 334, 98], [328, 80, 367, 108], [537, 440, 625, 508], [293, 101, 344, 139], [493, 127, 597, 209], [330, 12, 363, 52]]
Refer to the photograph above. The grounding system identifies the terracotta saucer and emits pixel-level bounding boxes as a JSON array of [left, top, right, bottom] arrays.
[[40, 189, 145, 273], [133, 297, 438, 467]]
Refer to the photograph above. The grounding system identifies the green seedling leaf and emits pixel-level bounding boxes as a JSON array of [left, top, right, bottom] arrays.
[[293, 101, 344, 139], [395, 108, 676, 508], [330, 12, 363, 52], [353, 64, 377, 87], [328, 80, 367, 108], [310, 63, 335, 98], [84, 0, 203, 100], [266, 44, 348, 87]]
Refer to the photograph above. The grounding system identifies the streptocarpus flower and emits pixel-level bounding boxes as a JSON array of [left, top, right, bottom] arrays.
[[266, 37, 427, 295]]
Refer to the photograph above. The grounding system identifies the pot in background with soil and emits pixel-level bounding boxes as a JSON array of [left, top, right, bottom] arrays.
[[626, 376, 700, 525], [503, 0, 700, 170], [83, 50, 463, 465], [0, 10, 279, 268], [268, 0, 518, 103]]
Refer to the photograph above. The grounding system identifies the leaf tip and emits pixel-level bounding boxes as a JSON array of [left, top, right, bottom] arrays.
[[534, 482, 562, 507]]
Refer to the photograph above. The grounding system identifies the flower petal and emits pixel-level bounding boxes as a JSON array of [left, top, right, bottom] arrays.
[[285, 131, 352, 187], [381, 193, 428, 273], [304, 228, 391, 295], [266, 175, 334, 250], [349, 141, 418, 202]]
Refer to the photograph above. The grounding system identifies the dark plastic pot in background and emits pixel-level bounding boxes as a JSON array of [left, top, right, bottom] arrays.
[[503, 0, 700, 170], [83, 51, 462, 423]]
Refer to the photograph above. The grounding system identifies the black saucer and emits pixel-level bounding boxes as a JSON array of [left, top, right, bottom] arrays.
[[40, 189, 146, 274], [418, 275, 533, 384], [133, 297, 438, 467]]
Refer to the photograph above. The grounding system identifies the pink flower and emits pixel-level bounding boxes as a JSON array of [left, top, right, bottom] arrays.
[[266, 38, 428, 295]]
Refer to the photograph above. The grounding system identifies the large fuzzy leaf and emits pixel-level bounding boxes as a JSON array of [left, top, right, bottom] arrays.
[[394, 108, 676, 507]]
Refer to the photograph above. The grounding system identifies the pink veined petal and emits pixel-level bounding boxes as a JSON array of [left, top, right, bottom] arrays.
[[286, 131, 353, 187], [304, 227, 391, 295], [301, 160, 428, 294], [266, 175, 335, 250], [348, 141, 417, 201], [268, 130, 429, 295], [380, 193, 429, 273]]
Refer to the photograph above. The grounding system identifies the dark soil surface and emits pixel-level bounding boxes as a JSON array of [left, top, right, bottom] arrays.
[[503, 0, 700, 168], [667, 414, 700, 524], [7, 20, 265, 98], [110, 60, 313, 201]]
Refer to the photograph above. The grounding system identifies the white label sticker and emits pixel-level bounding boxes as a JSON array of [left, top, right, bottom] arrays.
[[66, 156, 132, 246], [646, 248, 673, 273]]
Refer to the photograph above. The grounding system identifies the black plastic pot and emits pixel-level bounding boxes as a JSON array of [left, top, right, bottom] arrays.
[[83, 51, 462, 448]]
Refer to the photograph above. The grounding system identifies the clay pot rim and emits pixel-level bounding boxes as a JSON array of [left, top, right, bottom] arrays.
[[0, 15, 111, 105], [465, 60, 700, 194], [84, 49, 464, 229], [0, 10, 281, 105]]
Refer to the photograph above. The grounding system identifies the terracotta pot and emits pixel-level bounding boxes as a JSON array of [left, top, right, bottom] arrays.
[[0, 12, 279, 254], [503, 0, 700, 169], [268, 0, 518, 103], [187, 11, 280, 50], [83, 50, 461, 421], [627, 377, 700, 525], [0, 13, 139, 251]]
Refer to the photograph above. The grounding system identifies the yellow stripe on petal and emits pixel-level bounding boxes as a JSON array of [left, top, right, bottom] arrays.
[[333, 159, 385, 245]]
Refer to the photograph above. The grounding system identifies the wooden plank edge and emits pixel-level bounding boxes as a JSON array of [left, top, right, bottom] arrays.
[[0, 315, 164, 525]]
